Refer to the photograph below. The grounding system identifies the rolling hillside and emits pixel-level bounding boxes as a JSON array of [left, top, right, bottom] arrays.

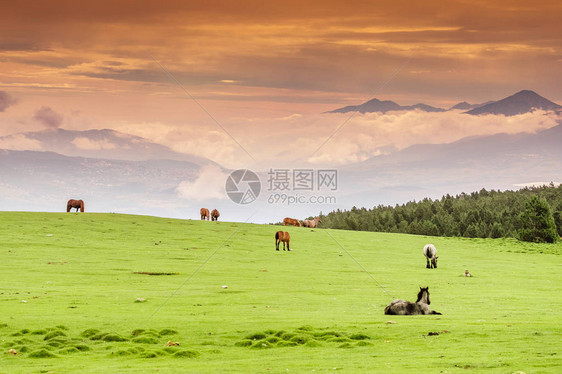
[[0, 212, 560, 373]]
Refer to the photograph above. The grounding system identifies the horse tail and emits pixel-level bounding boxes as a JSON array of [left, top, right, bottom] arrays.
[[275, 232, 280, 240], [80, 200, 84, 212]]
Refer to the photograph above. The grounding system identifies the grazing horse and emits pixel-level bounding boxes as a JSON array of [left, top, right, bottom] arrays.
[[423, 244, 438, 269], [384, 287, 442, 315], [200, 208, 210, 220], [303, 217, 322, 228], [283, 217, 300, 227], [275, 231, 291, 251], [66, 199, 84, 212], [211, 209, 220, 221]]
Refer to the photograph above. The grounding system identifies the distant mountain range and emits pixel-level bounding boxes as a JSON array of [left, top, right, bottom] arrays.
[[338, 121, 562, 207], [328, 90, 562, 116], [464, 90, 562, 116], [0, 128, 216, 166]]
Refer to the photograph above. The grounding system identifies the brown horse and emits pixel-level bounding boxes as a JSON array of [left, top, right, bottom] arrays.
[[211, 209, 220, 221], [200, 208, 210, 220], [283, 217, 301, 227], [66, 199, 84, 212], [303, 217, 322, 228], [275, 231, 291, 251]]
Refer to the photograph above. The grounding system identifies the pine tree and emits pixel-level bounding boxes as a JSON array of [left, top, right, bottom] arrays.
[[518, 196, 559, 243]]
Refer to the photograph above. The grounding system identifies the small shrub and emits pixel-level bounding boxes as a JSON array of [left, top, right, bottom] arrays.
[[338, 342, 353, 348], [58, 347, 80, 355], [234, 340, 253, 347], [140, 351, 160, 358], [103, 334, 127, 342], [251, 341, 273, 349], [132, 336, 159, 344], [159, 329, 177, 336], [29, 349, 58, 358], [43, 330, 66, 340], [90, 333, 108, 341], [245, 333, 267, 340], [355, 341, 374, 347], [290, 335, 309, 344], [349, 333, 371, 341], [265, 336, 280, 344], [173, 350, 200, 358], [131, 329, 146, 336], [74, 344, 91, 352], [81, 329, 101, 338], [276, 341, 298, 347], [280, 333, 296, 341]]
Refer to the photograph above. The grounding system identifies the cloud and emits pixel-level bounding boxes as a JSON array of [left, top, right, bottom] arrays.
[[0, 134, 43, 151], [71, 137, 117, 150], [176, 165, 229, 201], [301, 110, 561, 165], [0, 91, 17, 112], [32, 106, 63, 128]]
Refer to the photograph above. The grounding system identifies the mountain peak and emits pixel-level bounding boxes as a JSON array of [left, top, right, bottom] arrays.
[[465, 90, 561, 116], [327, 98, 444, 114]]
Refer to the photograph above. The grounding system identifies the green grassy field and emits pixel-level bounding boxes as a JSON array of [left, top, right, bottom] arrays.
[[0, 212, 560, 373]]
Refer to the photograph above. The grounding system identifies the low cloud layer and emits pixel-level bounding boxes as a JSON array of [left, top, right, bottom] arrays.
[[0, 91, 17, 112], [0, 134, 42, 151], [71, 137, 117, 150], [109, 110, 560, 168], [32, 106, 63, 128], [176, 165, 229, 201]]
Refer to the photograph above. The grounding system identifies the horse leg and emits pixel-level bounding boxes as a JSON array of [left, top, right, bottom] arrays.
[[286, 241, 290, 251], [276, 239, 279, 251], [426, 258, 430, 268]]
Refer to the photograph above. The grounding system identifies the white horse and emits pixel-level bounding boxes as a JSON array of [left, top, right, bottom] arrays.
[[423, 244, 438, 269]]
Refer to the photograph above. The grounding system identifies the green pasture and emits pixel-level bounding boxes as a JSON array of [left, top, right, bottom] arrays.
[[0, 212, 560, 373]]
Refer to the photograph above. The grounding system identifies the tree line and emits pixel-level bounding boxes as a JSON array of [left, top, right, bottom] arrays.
[[319, 184, 561, 243]]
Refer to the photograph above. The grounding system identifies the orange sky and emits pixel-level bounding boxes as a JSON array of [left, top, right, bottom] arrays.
[[0, 0, 561, 166]]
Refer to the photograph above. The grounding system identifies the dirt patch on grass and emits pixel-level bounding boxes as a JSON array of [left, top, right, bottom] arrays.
[[133, 271, 179, 276]]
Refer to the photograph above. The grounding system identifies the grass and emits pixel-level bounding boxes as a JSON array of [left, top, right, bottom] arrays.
[[0, 212, 560, 373]]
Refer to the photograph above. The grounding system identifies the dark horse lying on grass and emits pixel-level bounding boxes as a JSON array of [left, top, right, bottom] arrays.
[[66, 199, 84, 212], [384, 287, 442, 315], [275, 231, 291, 251]]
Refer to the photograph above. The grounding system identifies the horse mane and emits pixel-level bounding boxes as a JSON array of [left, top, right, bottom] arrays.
[[416, 287, 429, 302]]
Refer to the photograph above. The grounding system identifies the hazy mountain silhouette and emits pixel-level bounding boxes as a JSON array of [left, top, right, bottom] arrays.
[[328, 90, 560, 116], [0, 148, 210, 216], [327, 98, 445, 114], [0, 128, 216, 166], [338, 122, 562, 207], [448, 101, 494, 110], [465, 90, 561, 116]]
